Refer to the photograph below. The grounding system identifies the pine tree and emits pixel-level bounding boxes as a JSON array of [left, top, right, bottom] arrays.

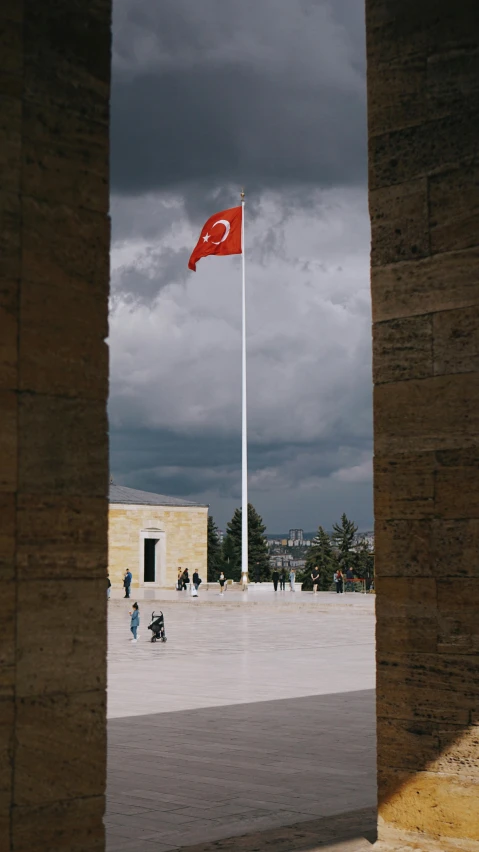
[[221, 532, 240, 581], [331, 513, 358, 566], [302, 526, 338, 590], [353, 537, 375, 588], [207, 515, 222, 581], [225, 503, 270, 580]]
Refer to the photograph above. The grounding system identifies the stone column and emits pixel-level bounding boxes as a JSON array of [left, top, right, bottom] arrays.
[[0, 2, 111, 850], [367, 1, 479, 850]]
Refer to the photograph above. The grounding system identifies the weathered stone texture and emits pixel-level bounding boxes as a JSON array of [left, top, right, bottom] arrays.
[[371, 248, 479, 323], [370, 179, 429, 268], [367, 1, 479, 849], [109, 505, 208, 588], [0, 1, 111, 849], [11, 795, 106, 852], [373, 315, 433, 384]]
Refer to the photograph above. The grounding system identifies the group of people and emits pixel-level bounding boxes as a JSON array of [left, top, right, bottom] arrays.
[[333, 567, 355, 593], [113, 564, 359, 603], [107, 570, 132, 599], [118, 562, 359, 645], [177, 567, 203, 596], [271, 567, 296, 591]]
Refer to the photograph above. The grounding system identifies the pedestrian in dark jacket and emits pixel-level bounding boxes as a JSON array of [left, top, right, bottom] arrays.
[[192, 571, 201, 591], [279, 569, 286, 590], [123, 570, 132, 599], [272, 569, 279, 592], [107, 574, 111, 600]]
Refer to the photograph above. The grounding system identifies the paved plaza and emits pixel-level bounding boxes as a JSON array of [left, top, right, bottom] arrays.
[[106, 591, 377, 851]]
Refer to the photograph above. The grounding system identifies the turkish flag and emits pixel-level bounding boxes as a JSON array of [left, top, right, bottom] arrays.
[[188, 206, 242, 271]]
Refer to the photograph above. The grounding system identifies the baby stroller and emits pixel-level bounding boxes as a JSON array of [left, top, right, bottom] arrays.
[[148, 610, 167, 643]]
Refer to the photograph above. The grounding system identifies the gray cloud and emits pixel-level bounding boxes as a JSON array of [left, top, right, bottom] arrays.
[[108, 0, 372, 532], [111, 0, 367, 198], [110, 426, 373, 531]]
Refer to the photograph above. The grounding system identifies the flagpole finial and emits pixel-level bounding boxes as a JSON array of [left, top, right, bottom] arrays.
[[240, 187, 245, 202]]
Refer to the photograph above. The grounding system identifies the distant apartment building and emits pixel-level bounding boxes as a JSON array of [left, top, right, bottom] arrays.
[[359, 531, 375, 549], [289, 529, 304, 542], [269, 556, 306, 569], [268, 539, 283, 547]]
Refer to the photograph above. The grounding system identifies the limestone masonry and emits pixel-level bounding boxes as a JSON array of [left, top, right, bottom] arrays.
[[108, 484, 208, 589], [367, 1, 479, 849]]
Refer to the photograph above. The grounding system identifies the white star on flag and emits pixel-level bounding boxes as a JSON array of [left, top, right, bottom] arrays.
[[203, 233, 210, 243]]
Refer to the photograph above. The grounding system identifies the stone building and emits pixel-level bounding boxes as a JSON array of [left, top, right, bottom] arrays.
[[108, 484, 208, 589]]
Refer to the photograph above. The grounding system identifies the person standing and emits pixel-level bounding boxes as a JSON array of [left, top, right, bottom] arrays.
[[182, 568, 189, 590], [107, 574, 111, 600], [272, 568, 279, 592], [123, 569, 132, 599], [311, 566, 320, 594], [289, 566, 296, 592], [334, 569, 344, 594], [219, 571, 226, 595], [192, 570, 201, 594], [129, 602, 140, 642], [177, 567, 183, 590], [346, 566, 354, 592], [279, 569, 286, 591]]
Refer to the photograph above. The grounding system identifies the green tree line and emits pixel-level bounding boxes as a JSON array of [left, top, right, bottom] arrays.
[[301, 513, 374, 590], [207, 507, 374, 589]]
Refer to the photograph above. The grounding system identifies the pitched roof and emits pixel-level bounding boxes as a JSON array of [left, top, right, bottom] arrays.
[[109, 484, 208, 508]]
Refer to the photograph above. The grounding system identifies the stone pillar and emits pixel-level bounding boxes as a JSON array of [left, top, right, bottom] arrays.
[[0, 2, 111, 850], [367, 1, 479, 850]]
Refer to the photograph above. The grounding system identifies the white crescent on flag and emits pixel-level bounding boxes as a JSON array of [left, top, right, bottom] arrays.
[[211, 219, 231, 245]]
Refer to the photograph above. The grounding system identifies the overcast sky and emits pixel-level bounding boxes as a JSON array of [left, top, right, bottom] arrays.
[[109, 0, 372, 533]]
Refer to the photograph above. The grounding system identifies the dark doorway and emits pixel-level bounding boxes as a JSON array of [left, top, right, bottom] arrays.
[[144, 538, 158, 583]]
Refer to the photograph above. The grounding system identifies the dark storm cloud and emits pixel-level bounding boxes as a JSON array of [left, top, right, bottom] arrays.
[[110, 426, 372, 511], [111, 0, 367, 197]]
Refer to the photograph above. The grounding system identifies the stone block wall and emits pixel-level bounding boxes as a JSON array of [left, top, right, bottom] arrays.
[[109, 505, 208, 588], [367, 1, 479, 849], [0, 2, 111, 850]]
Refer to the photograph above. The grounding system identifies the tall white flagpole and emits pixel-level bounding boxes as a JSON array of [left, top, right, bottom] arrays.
[[241, 189, 248, 583]]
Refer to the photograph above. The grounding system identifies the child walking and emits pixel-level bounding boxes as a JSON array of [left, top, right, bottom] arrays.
[[129, 602, 140, 642]]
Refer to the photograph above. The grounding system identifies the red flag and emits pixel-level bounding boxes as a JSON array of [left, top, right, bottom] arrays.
[[188, 206, 242, 271]]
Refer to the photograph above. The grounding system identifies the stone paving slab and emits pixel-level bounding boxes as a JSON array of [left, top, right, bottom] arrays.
[[105, 807, 375, 852], [107, 597, 376, 850], [110, 588, 375, 608], [107, 692, 376, 850], [107, 599, 375, 718]]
